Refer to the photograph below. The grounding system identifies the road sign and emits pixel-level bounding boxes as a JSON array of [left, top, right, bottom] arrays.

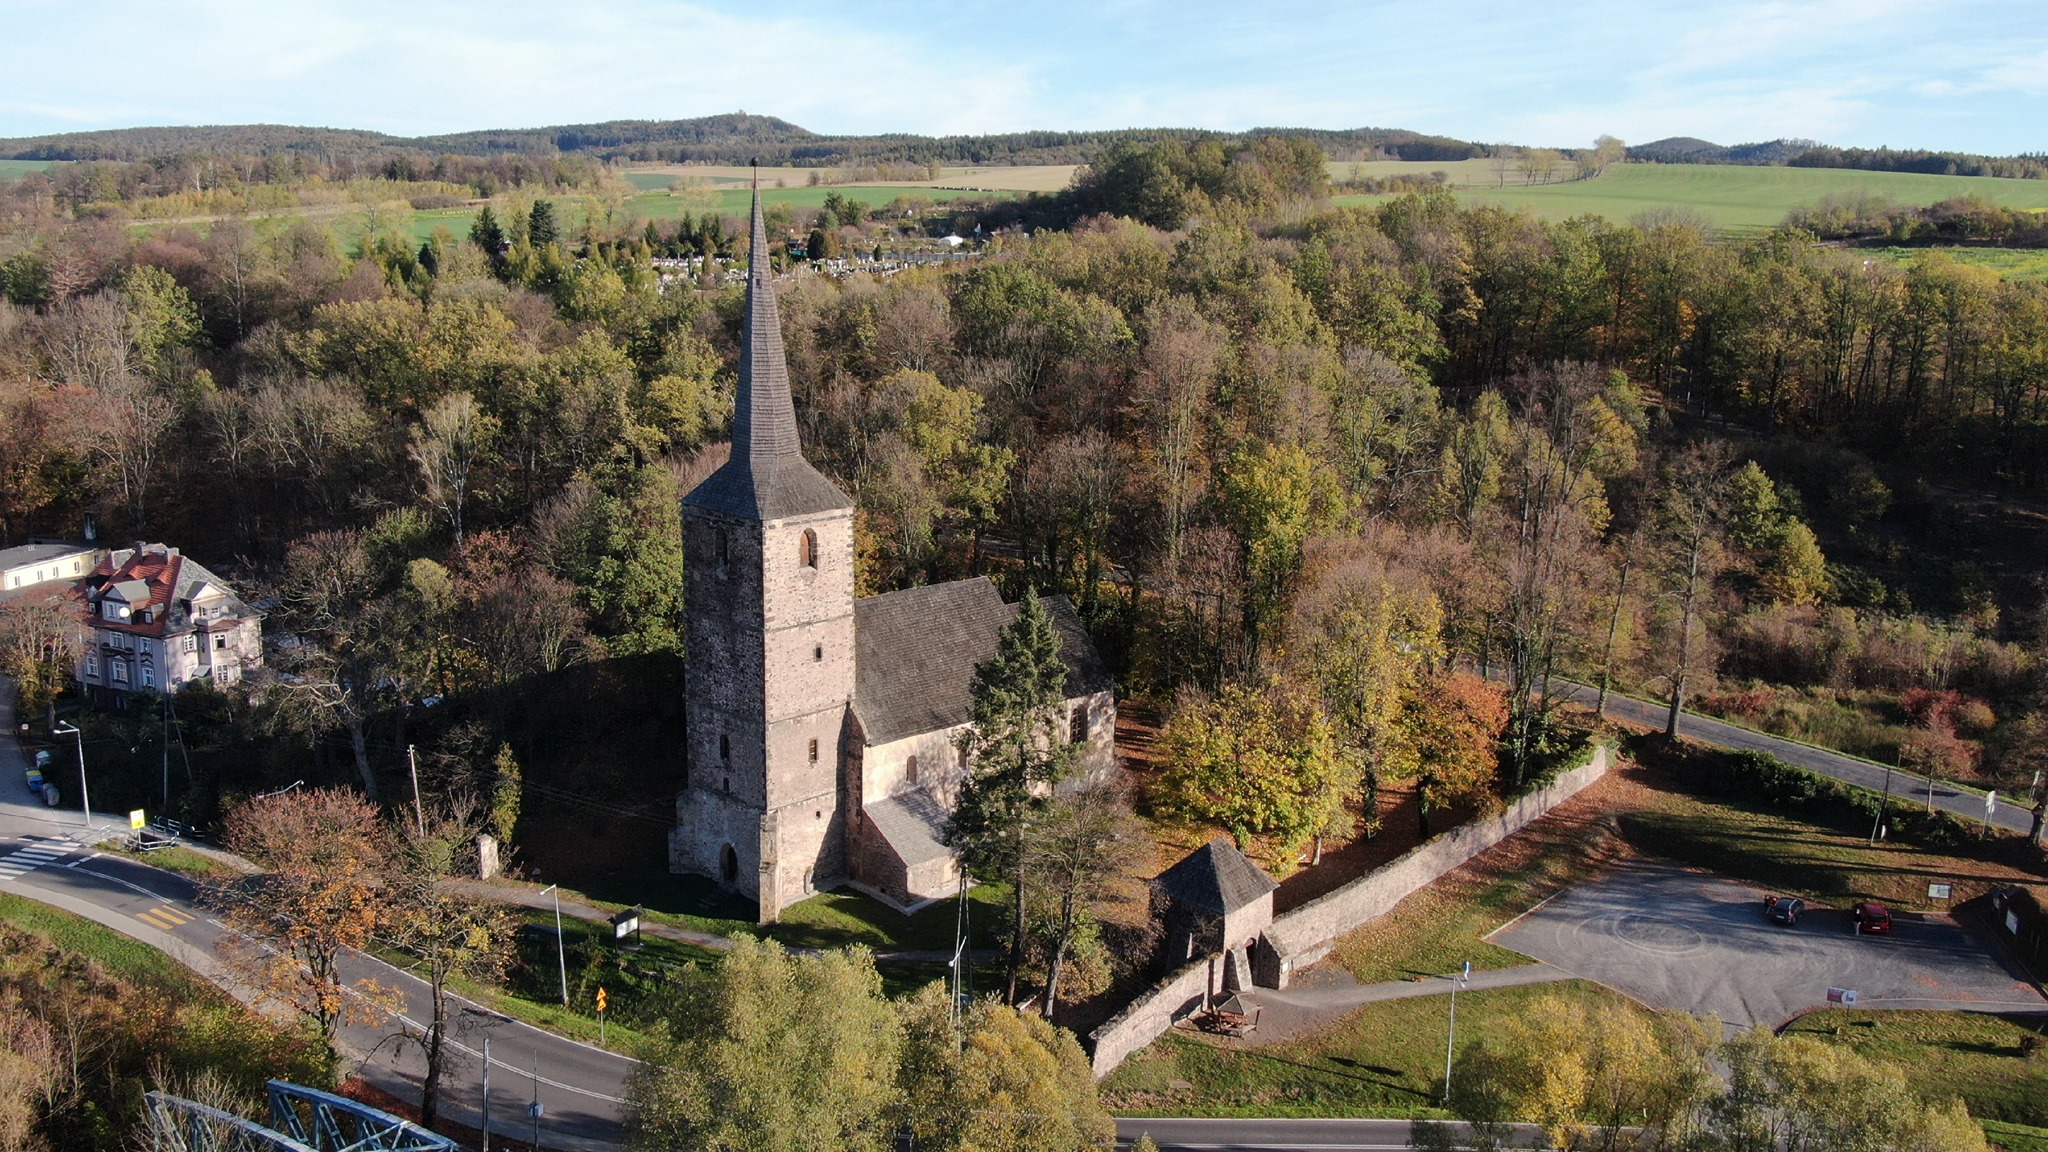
[[1928, 883, 1952, 900], [596, 987, 607, 1014], [1826, 987, 1859, 1006], [129, 809, 146, 830], [1986, 790, 1998, 819], [527, 1101, 543, 1119]]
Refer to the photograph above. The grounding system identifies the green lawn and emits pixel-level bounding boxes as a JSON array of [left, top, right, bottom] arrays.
[[1784, 1010, 2048, 1128], [554, 861, 1007, 955], [1614, 757, 2033, 913], [1872, 246, 2048, 281], [1336, 162, 2048, 231], [1103, 981, 1655, 1118], [0, 890, 199, 989], [1987, 1120, 2048, 1152], [1328, 794, 1624, 984]]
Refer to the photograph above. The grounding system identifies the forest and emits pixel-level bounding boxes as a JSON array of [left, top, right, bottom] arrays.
[[1, 131, 2045, 866]]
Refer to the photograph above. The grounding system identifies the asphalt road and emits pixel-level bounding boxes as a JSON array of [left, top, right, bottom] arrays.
[[1493, 859, 2048, 1030], [2, 681, 630, 1150], [1562, 681, 2037, 837]]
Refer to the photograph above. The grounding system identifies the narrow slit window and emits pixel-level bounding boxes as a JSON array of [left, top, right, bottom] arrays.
[[906, 755, 919, 786], [808, 738, 819, 764], [799, 529, 817, 569], [1070, 704, 1089, 745], [719, 733, 730, 762]]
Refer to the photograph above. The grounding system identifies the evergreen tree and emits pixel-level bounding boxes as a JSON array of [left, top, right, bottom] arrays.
[[946, 588, 1073, 1005], [468, 207, 506, 262], [529, 198, 559, 248]]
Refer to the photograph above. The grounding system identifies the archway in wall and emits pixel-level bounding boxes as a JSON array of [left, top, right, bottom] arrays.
[[720, 844, 739, 885]]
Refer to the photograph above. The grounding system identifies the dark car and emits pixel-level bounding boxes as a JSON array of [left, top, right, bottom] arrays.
[[1765, 896, 1805, 925], [1853, 902, 1893, 934]]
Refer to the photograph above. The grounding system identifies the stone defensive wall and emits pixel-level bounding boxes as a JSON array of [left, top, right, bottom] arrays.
[[1088, 743, 1611, 1077]]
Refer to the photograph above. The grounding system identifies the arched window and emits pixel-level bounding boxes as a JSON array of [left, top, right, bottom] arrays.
[[720, 844, 739, 884], [906, 755, 919, 786], [799, 529, 817, 569]]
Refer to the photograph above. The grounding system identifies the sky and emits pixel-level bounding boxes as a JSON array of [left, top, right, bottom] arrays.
[[2, 0, 2045, 153]]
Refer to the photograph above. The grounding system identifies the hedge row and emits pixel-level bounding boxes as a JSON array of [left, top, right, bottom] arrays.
[[1710, 750, 1972, 849]]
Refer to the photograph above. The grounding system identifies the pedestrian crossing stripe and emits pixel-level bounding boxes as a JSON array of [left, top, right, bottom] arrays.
[[136, 906, 196, 930], [0, 839, 75, 880]]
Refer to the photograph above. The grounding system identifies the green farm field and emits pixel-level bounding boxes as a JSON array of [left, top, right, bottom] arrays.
[[0, 158, 56, 179], [1871, 246, 2048, 281], [1336, 162, 2048, 231], [622, 163, 1078, 194]]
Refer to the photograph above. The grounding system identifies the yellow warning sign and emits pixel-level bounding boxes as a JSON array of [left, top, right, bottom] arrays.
[[130, 809, 146, 830]]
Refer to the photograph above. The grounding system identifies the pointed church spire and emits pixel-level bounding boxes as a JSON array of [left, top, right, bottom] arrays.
[[733, 163, 801, 466], [680, 161, 851, 520]]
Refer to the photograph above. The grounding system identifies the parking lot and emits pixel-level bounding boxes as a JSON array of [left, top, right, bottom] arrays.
[[1491, 861, 2046, 1029]]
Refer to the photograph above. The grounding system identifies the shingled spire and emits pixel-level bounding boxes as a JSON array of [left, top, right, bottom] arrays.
[[682, 165, 851, 519]]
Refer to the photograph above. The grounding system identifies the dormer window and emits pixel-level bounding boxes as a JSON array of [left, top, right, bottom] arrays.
[[799, 529, 817, 570]]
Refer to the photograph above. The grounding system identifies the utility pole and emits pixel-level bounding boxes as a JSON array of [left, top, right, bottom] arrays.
[[1869, 759, 1894, 846], [529, 1049, 542, 1152], [53, 722, 90, 829], [161, 699, 170, 815], [407, 745, 425, 837], [539, 884, 568, 1007], [1442, 961, 1470, 1103], [481, 1035, 490, 1152]]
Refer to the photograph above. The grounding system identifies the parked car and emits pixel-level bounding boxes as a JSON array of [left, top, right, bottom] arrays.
[[1853, 902, 1893, 934], [1765, 896, 1805, 925]]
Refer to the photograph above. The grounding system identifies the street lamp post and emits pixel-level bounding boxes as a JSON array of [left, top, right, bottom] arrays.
[[1869, 759, 1895, 846], [1443, 961, 1470, 1103], [52, 722, 90, 829], [538, 884, 568, 1008]]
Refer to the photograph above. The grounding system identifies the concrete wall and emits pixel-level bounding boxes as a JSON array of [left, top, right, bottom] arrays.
[[1254, 745, 1611, 988], [1087, 955, 1222, 1077], [1086, 744, 1611, 1077]]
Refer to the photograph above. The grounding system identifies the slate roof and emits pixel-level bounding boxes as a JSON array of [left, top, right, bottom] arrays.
[[863, 790, 954, 868], [851, 577, 1112, 747], [682, 171, 851, 521], [80, 545, 256, 639], [1153, 838, 1278, 916]]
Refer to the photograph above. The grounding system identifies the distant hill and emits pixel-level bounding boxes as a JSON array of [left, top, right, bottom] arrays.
[[0, 114, 1486, 167], [1631, 137, 2045, 180]]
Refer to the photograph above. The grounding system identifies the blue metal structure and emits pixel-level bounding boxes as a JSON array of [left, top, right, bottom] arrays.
[[264, 1082, 461, 1152], [144, 1092, 318, 1152]]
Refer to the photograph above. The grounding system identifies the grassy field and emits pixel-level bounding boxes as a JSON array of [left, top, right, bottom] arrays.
[[1987, 1121, 2048, 1152], [0, 158, 55, 179], [1335, 162, 2048, 232], [0, 888, 201, 988], [622, 163, 1077, 194], [1783, 1009, 2048, 1128], [1615, 738, 2041, 913], [1103, 980, 1656, 1118], [1872, 246, 2048, 281]]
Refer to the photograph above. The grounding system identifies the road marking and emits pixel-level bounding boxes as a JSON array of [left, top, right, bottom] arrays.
[[66, 853, 101, 868], [0, 838, 74, 880], [136, 905, 196, 930]]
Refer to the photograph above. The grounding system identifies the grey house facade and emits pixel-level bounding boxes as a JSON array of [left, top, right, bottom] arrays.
[[670, 177, 1114, 922]]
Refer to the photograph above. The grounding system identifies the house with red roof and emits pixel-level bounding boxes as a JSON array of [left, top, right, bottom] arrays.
[[75, 543, 262, 706]]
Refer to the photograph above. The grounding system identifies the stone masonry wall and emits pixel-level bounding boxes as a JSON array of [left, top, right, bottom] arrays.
[[1086, 744, 1611, 1078], [1087, 955, 1222, 1077], [1253, 745, 1611, 988]]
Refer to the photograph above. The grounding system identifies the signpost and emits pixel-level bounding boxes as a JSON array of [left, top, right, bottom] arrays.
[[129, 809, 146, 831], [610, 905, 643, 945], [1826, 987, 1859, 1007], [597, 986, 608, 1046], [1928, 883, 1952, 902], [1442, 961, 1471, 1102]]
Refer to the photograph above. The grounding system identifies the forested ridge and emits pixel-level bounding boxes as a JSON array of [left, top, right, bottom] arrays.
[[1, 132, 2045, 849]]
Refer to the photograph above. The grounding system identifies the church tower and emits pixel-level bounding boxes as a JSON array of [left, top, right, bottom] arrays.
[[672, 172, 857, 923]]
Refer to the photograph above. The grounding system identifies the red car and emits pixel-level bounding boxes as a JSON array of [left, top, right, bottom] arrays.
[[1853, 902, 1893, 935]]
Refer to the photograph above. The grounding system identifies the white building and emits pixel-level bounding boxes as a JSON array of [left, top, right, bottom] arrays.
[[75, 544, 262, 706], [0, 541, 98, 600]]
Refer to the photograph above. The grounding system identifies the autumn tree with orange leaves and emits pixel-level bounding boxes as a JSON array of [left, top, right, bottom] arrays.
[[209, 788, 397, 1069], [1387, 671, 1509, 837]]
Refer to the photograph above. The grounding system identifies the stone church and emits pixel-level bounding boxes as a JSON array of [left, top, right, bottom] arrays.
[[669, 180, 1115, 922]]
